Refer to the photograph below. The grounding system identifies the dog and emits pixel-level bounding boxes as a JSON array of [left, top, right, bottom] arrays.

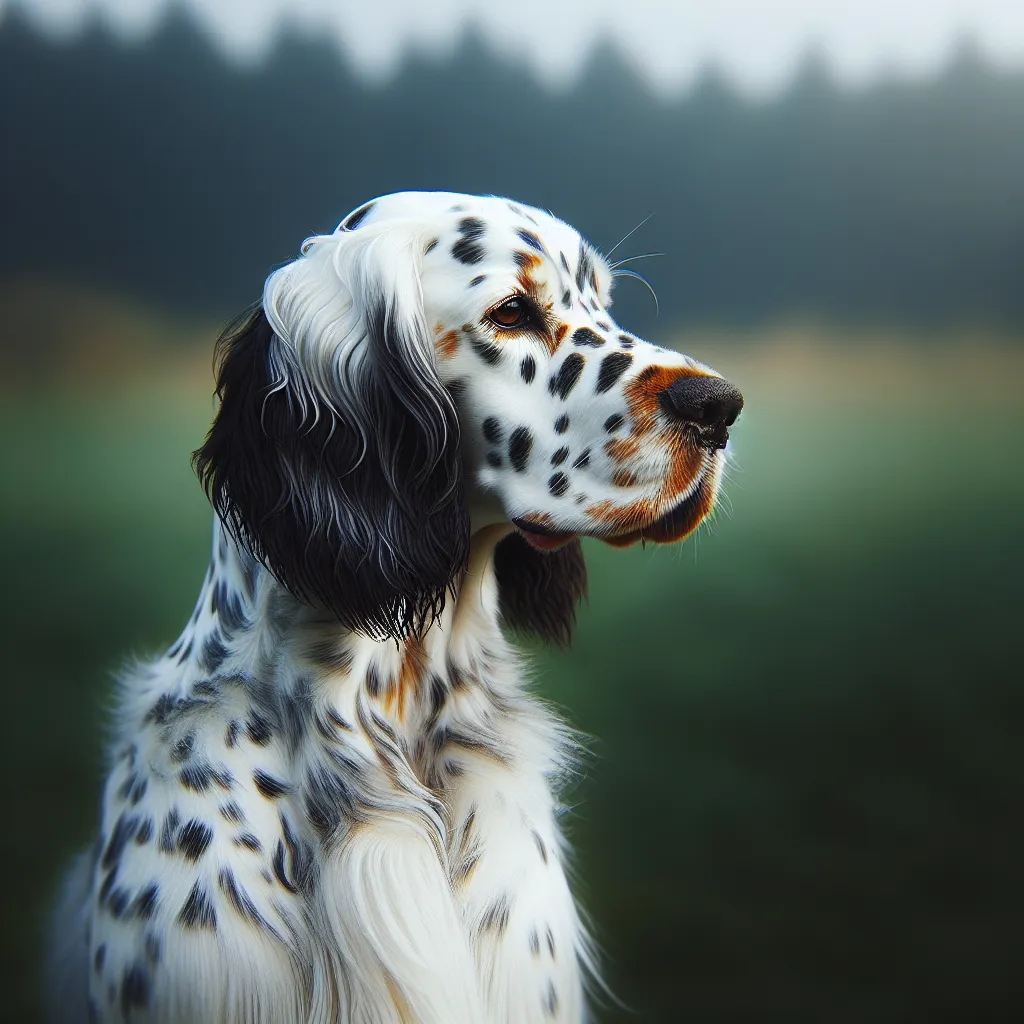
[[46, 191, 743, 1023]]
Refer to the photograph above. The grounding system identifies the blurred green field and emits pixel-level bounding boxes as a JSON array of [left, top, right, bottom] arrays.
[[1, 340, 1022, 1022]]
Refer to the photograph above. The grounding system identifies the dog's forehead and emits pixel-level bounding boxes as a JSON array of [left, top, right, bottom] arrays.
[[338, 192, 580, 249]]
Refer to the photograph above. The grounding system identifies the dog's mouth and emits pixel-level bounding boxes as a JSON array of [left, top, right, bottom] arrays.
[[512, 464, 719, 553], [512, 517, 578, 552], [598, 473, 714, 549]]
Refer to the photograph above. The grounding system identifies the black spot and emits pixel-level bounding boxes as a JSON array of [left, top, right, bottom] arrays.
[[133, 883, 159, 920], [589, 297, 601, 311], [272, 840, 299, 894], [546, 925, 556, 957], [548, 473, 569, 497], [561, 289, 571, 309], [544, 981, 559, 1018], [93, 944, 106, 974], [102, 813, 138, 871], [482, 417, 503, 444], [134, 817, 153, 846], [219, 801, 244, 824], [575, 242, 592, 292], [170, 731, 195, 763], [366, 664, 384, 698], [554, 414, 569, 434], [121, 964, 150, 1013], [512, 250, 535, 268], [192, 679, 219, 698], [177, 819, 214, 861], [469, 275, 485, 286], [596, 352, 634, 393], [520, 355, 536, 384], [304, 769, 344, 840], [427, 673, 448, 727], [341, 202, 374, 230], [452, 217, 486, 264], [179, 761, 217, 793], [559, 251, 571, 273], [550, 447, 569, 466], [200, 633, 228, 673], [604, 413, 624, 432], [107, 886, 132, 919], [219, 867, 266, 928], [159, 808, 180, 852], [254, 769, 290, 800], [246, 710, 273, 746], [571, 448, 591, 469], [508, 428, 533, 473], [480, 892, 512, 936], [178, 881, 216, 930], [469, 335, 502, 365], [129, 776, 148, 805], [486, 452, 503, 469], [234, 832, 262, 852], [596, 321, 611, 330], [217, 586, 249, 633], [549, 353, 585, 400], [516, 228, 544, 251], [116, 771, 138, 801], [226, 720, 240, 747], [618, 333, 635, 348], [572, 327, 605, 348], [144, 932, 161, 965], [424, 238, 438, 254], [532, 829, 549, 864]]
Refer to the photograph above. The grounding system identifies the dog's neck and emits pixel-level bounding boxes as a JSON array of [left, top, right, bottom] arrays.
[[159, 519, 516, 749]]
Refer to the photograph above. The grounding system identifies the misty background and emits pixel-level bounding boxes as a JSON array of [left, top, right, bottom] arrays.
[[1, 3, 1022, 1022]]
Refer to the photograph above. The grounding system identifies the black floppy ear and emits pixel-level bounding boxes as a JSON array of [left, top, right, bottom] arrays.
[[493, 534, 588, 647], [192, 239, 469, 639]]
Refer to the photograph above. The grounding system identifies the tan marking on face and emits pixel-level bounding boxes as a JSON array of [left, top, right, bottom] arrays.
[[612, 469, 642, 488], [590, 363, 719, 540], [517, 512, 557, 530], [584, 496, 657, 533], [623, 365, 715, 436], [435, 329, 459, 360], [554, 323, 569, 345], [604, 436, 640, 462]]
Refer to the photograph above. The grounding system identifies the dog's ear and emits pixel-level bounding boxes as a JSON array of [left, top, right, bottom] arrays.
[[192, 229, 469, 640], [493, 535, 587, 647]]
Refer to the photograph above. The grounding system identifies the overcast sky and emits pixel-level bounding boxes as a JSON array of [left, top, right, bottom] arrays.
[[7, 0, 1024, 95]]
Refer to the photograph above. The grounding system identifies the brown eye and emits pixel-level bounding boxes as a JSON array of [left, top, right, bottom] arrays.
[[487, 297, 533, 330]]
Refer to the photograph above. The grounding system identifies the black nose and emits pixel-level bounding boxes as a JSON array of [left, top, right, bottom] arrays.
[[658, 374, 744, 448]]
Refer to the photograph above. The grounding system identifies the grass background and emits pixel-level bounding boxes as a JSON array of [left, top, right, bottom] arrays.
[[1, 299, 1022, 1022]]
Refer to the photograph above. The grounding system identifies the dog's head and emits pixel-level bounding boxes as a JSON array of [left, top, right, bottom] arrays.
[[194, 192, 742, 643]]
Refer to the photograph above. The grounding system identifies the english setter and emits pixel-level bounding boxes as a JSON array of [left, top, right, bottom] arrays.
[[47, 192, 743, 1023]]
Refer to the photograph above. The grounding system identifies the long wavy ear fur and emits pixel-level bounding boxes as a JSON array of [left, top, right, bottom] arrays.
[[192, 231, 469, 640], [493, 534, 588, 647]]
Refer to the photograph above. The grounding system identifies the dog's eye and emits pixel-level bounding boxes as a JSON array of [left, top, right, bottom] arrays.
[[487, 297, 535, 331]]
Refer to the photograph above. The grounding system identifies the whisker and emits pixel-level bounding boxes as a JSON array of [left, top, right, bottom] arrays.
[[605, 213, 655, 259], [611, 268, 659, 314], [609, 252, 664, 270]]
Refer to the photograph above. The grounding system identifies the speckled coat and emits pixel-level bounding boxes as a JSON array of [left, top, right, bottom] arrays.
[[46, 192, 742, 1023]]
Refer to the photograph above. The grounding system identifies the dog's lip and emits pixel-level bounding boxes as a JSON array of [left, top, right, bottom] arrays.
[[598, 474, 712, 548], [511, 517, 578, 552]]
